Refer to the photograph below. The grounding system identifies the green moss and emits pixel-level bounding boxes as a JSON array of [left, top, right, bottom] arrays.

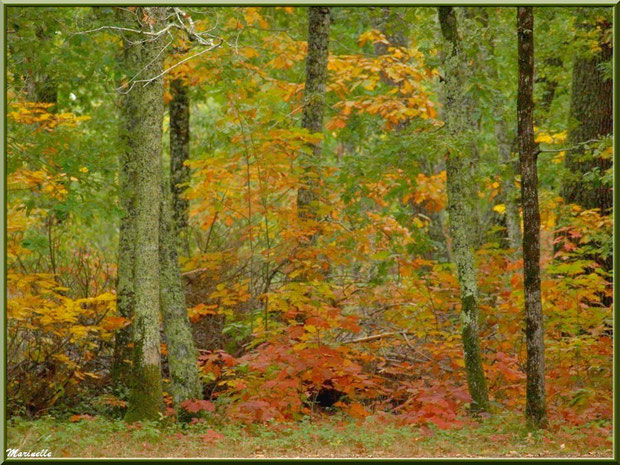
[[438, 7, 490, 413], [160, 179, 201, 403], [462, 295, 489, 413], [124, 363, 163, 423], [118, 6, 166, 421], [169, 78, 191, 251]]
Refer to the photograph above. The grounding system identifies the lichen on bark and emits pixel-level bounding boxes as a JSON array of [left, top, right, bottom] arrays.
[[169, 78, 191, 254], [118, 6, 167, 422], [112, 8, 138, 387], [160, 177, 202, 404], [437, 6, 489, 413]]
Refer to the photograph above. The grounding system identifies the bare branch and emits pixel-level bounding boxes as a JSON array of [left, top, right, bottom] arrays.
[[74, 6, 226, 94], [117, 39, 222, 94], [537, 138, 604, 154], [343, 331, 408, 344]]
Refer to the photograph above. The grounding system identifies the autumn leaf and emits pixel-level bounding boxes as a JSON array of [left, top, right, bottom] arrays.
[[180, 399, 215, 414], [348, 402, 370, 419], [70, 414, 94, 422], [202, 429, 225, 443], [100, 316, 130, 331]]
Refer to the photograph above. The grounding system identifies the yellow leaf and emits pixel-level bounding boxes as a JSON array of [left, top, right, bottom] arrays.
[[493, 204, 506, 214], [552, 151, 566, 164]]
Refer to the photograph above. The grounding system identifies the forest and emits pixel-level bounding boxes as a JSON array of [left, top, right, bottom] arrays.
[[5, 5, 614, 459]]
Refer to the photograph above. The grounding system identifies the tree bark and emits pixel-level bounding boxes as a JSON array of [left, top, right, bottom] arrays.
[[111, 7, 139, 388], [169, 78, 191, 253], [297, 6, 330, 228], [517, 6, 548, 429], [159, 178, 202, 404], [112, 74, 136, 386], [437, 6, 489, 413], [496, 129, 522, 251], [479, 8, 522, 251], [120, 6, 167, 423], [562, 10, 612, 213]]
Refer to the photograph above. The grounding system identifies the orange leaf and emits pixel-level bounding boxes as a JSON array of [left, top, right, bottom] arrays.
[[348, 402, 369, 419]]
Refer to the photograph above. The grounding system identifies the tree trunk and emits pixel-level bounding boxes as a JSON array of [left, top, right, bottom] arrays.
[[483, 7, 522, 251], [562, 10, 612, 213], [111, 8, 139, 388], [517, 6, 547, 429], [371, 6, 408, 52], [169, 78, 191, 254], [159, 178, 202, 404], [474, 7, 522, 252], [437, 6, 489, 413], [496, 127, 522, 251], [297, 6, 330, 228], [121, 6, 167, 423], [26, 23, 58, 108], [112, 78, 137, 386]]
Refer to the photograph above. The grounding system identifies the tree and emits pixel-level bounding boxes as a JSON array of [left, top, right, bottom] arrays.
[[437, 6, 489, 413], [562, 8, 612, 213], [169, 78, 191, 253], [517, 6, 547, 429], [159, 178, 202, 403], [297, 7, 331, 229], [476, 8, 522, 252], [111, 7, 137, 388], [119, 6, 167, 423], [164, 50, 201, 406]]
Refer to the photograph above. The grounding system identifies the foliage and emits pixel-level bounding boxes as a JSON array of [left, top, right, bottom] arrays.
[[5, 5, 613, 456], [6, 413, 612, 458]]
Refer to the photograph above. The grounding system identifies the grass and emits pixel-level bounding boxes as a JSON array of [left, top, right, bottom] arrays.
[[6, 412, 613, 459]]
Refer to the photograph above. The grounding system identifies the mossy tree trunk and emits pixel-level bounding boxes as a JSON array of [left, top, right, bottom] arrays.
[[297, 6, 330, 230], [159, 178, 202, 403], [169, 78, 191, 254], [112, 69, 137, 387], [437, 6, 489, 413], [111, 7, 139, 388], [120, 6, 167, 423], [517, 6, 548, 429]]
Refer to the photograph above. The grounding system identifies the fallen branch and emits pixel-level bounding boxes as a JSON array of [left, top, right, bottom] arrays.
[[343, 330, 411, 344], [181, 267, 210, 277]]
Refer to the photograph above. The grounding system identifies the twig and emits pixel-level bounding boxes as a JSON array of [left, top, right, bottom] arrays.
[[537, 138, 603, 154], [76, 6, 226, 94], [181, 267, 210, 277], [118, 41, 222, 94], [343, 330, 410, 344]]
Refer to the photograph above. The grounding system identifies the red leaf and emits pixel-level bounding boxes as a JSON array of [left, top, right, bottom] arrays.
[[202, 429, 224, 443], [180, 399, 215, 413]]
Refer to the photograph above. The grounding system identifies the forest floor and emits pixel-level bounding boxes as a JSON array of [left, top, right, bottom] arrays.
[[6, 412, 613, 459]]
